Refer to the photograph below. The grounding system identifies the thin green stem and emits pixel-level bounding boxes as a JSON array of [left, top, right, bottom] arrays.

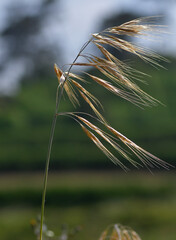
[[64, 36, 94, 82], [39, 36, 94, 240], [39, 85, 61, 240]]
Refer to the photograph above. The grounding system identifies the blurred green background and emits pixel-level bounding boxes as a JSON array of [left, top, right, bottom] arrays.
[[0, 171, 176, 240], [0, 61, 176, 170], [0, 0, 176, 240]]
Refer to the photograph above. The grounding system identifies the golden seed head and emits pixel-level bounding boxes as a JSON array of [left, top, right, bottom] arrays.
[[57, 17, 171, 171]]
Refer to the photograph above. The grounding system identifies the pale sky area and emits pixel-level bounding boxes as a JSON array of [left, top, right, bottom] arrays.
[[0, 0, 176, 94]]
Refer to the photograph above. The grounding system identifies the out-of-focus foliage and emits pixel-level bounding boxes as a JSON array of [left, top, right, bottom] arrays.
[[0, 0, 62, 90], [0, 171, 176, 240]]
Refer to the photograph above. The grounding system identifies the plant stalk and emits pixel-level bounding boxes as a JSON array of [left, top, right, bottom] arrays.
[[39, 36, 93, 240], [39, 85, 62, 240]]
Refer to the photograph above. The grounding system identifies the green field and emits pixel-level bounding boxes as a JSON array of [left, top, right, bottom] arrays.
[[0, 171, 176, 240]]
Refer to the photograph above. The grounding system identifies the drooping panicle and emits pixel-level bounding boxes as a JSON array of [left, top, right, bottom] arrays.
[[54, 17, 170, 171]]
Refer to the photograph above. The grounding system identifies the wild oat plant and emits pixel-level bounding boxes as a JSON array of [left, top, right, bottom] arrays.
[[38, 17, 171, 240]]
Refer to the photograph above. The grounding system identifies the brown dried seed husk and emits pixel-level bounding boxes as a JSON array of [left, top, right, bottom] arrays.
[[64, 81, 79, 106], [76, 115, 132, 168], [106, 124, 171, 170], [79, 91, 105, 123], [71, 79, 101, 107], [81, 125, 126, 169], [54, 64, 62, 81]]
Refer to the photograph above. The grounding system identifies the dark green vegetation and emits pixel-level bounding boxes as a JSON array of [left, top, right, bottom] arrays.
[[0, 59, 176, 171], [0, 171, 176, 240], [0, 59, 175, 239]]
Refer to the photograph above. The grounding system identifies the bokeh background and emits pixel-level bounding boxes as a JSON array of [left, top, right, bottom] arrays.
[[0, 0, 176, 240]]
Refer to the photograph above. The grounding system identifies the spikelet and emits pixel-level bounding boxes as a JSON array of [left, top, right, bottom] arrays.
[[92, 33, 161, 64], [55, 17, 171, 171], [54, 64, 79, 106], [106, 124, 171, 170], [59, 112, 171, 170], [107, 16, 165, 36], [71, 79, 101, 108], [79, 91, 105, 123], [86, 73, 149, 106], [81, 124, 128, 170], [54, 63, 62, 80]]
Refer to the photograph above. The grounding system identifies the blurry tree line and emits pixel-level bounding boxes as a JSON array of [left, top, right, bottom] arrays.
[[0, 0, 62, 91]]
